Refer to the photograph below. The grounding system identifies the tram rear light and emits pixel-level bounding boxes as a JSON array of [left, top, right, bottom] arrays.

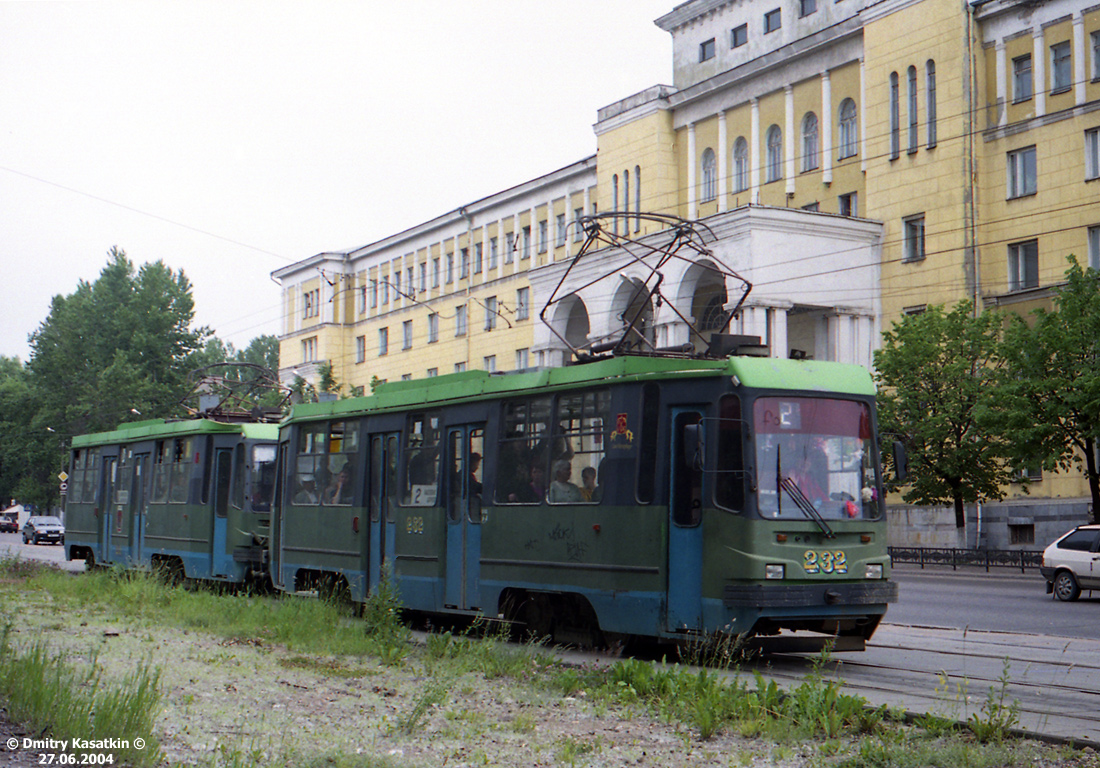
[[775, 533, 787, 542], [765, 564, 785, 580], [861, 534, 872, 543], [864, 563, 884, 579]]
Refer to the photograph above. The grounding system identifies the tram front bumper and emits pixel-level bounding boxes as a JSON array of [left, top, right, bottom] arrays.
[[722, 581, 899, 609]]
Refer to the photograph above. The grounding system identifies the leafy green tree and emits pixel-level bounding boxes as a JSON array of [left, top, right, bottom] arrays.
[[873, 301, 1014, 529], [987, 257, 1100, 523], [22, 248, 208, 506]]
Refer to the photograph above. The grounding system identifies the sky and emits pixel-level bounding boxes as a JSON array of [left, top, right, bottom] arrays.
[[0, 0, 673, 363]]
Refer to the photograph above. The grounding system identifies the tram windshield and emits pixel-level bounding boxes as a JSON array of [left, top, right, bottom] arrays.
[[753, 397, 881, 520]]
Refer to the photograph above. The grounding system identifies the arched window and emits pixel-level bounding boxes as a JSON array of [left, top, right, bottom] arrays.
[[623, 169, 630, 216], [926, 60, 937, 148], [700, 148, 717, 202], [838, 98, 858, 159], [766, 125, 783, 182], [801, 112, 819, 172], [889, 72, 900, 159], [634, 165, 641, 231], [733, 137, 749, 192], [907, 65, 918, 153], [612, 174, 619, 234]]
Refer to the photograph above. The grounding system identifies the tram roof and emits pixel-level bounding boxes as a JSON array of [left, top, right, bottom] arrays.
[[287, 354, 875, 422], [71, 419, 279, 448]]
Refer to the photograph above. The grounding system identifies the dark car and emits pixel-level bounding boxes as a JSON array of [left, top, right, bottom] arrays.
[[22, 515, 65, 545], [0, 514, 17, 534]]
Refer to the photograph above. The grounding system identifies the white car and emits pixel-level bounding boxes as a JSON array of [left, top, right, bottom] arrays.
[[1041, 524, 1100, 602]]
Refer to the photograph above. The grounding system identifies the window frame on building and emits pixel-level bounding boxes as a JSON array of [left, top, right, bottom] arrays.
[[516, 287, 530, 321], [764, 8, 781, 33], [731, 23, 748, 48], [903, 214, 926, 263], [801, 112, 819, 172], [1050, 40, 1072, 94], [1007, 145, 1037, 199], [699, 37, 716, 62], [1013, 54, 1033, 102], [427, 312, 439, 344], [838, 98, 858, 160], [355, 335, 366, 364], [1086, 127, 1100, 181], [700, 147, 717, 202], [1008, 240, 1040, 292], [378, 327, 389, 357], [733, 137, 749, 192], [402, 320, 413, 351], [765, 125, 783, 182]]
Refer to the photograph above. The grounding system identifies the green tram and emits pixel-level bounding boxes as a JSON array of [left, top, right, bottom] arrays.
[[66, 419, 278, 582], [272, 353, 898, 650]]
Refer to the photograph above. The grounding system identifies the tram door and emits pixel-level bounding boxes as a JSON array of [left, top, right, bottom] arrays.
[[444, 425, 484, 611], [667, 408, 705, 632], [211, 448, 233, 578], [109, 452, 133, 566], [366, 433, 400, 596], [127, 453, 148, 567], [98, 456, 118, 565]]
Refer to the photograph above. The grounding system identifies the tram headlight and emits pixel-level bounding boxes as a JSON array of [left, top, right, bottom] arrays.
[[864, 563, 884, 580], [765, 564, 785, 580]]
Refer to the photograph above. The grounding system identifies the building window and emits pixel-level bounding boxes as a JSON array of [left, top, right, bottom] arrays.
[[522, 226, 531, 259], [505, 232, 515, 264], [889, 71, 900, 159], [634, 166, 641, 229], [1086, 128, 1100, 180], [1087, 225, 1100, 270], [766, 125, 783, 182], [427, 368, 438, 378], [393, 269, 401, 299], [484, 296, 498, 331], [460, 248, 469, 278], [839, 191, 857, 217], [455, 305, 467, 337], [357, 285, 367, 315], [699, 37, 716, 62], [454, 363, 467, 373], [432, 258, 440, 288], [838, 98, 858, 159], [574, 208, 585, 242], [515, 348, 529, 370], [446, 253, 454, 284], [1008, 240, 1039, 292], [428, 312, 439, 343], [369, 279, 378, 309], [418, 263, 426, 293], [1093, 31, 1100, 82], [406, 266, 414, 294], [903, 214, 926, 262], [907, 66, 918, 154], [733, 137, 749, 192], [802, 202, 819, 212], [474, 243, 483, 274], [799, 0, 816, 17], [516, 287, 530, 321], [489, 237, 499, 269], [355, 335, 366, 364], [764, 8, 781, 33], [402, 320, 413, 350], [556, 213, 567, 246], [701, 148, 717, 202], [731, 23, 748, 48], [483, 355, 496, 373], [378, 327, 388, 356], [1013, 55, 1032, 102], [1010, 523, 1036, 545], [926, 60, 937, 148], [1007, 146, 1037, 199], [538, 220, 548, 253], [301, 336, 317, 362], [801, 112, 818, 172], [1050, 41, 1072, 93], [302, 288, 320, 319]]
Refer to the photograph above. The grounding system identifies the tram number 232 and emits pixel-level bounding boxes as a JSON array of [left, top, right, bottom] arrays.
[[803, 550, 847, 575]]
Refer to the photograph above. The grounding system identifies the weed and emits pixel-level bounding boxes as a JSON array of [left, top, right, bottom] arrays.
[[394, 678, 449, 735], [968, 658, 1020, 743]]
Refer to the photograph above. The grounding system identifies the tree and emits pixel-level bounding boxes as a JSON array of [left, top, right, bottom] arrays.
[[873, 301, 1014, 530], [22, 248, 208, 506], [987, 257, 1100, 523]]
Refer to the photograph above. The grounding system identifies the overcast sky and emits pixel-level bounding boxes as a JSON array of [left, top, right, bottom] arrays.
[[0, 1, 672, 362]]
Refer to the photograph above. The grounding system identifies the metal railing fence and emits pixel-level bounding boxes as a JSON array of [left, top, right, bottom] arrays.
[[888, 546, 1043, 574]]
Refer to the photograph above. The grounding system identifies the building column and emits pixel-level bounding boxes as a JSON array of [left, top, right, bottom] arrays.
[[750, 99, 761, 204], [1033, 28, 1046, 117], [1074, 13, 1087, 106], [771, 307, 789, 359], [995, 40, 1007, 127], [687, 122, 697, 219], [821, 71, 833, 185], [785, 85, 796, 195], [718, 110, 729, 212]]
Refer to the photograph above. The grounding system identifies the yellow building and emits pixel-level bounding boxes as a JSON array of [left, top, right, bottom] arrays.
[[275, 0, 1100, 546]]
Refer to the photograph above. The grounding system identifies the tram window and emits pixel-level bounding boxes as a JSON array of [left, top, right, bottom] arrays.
[[292, 424, 325, 505], [715, 395, 746, 511], [71, 448, 99, 504], [403, 412, 441, 506], [115, 449, 132, 506], [496, 397, 552, 504], [168, 438, 193, 504], [637, 383, 660, 504], [251, 444, 276, 512], [322, 421, 358, 506], [151, 441, 170, 503], [231, 445, 246, 510], [672, 412, 704, 526], [386, 434, 400, 522], [548, 391, 609, 504]]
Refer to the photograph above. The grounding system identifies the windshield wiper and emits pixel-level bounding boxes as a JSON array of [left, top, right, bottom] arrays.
[[776, 448, 835, 539]]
